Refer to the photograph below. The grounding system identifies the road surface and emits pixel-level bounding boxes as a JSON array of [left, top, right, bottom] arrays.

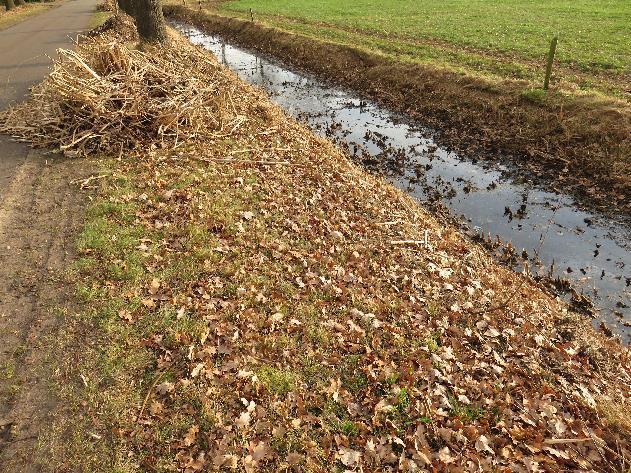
[[0, 0, 98, 197]]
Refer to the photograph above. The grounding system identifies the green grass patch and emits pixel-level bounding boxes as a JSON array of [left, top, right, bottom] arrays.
[[0, 360, 16, 380], [256, 365, 298, 396], [448, 394, 486, 423], [88, 11, 112, 30], [521, 87, 549, 104]]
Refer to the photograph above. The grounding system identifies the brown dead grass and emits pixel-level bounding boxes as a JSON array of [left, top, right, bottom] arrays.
[[165, 5, 631, 217], [599, 399, 631, 435]]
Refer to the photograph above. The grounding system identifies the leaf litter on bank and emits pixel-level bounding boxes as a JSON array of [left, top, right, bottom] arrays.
[[2, 15, 630, 473]]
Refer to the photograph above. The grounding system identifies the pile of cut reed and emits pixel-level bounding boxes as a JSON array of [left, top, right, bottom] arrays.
[[0, 21, 244, 157]]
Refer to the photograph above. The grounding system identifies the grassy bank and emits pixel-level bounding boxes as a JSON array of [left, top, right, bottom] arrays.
[[1, 17, 630, 472], [216, 0, 631, 100], [164, 6, 631, 217]]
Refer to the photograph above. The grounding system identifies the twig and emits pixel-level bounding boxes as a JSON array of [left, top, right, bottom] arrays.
[[391, 231, 430, 248], [70, 174, 109, 188], [544, 438, 593, 445], [136, 372, 165, 422], [391, 240, 425, 245], [63, 49, 102, 81], [228, 146, 293, 155]]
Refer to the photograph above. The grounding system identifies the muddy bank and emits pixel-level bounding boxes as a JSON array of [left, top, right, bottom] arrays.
[[164, 5, 631, 217]]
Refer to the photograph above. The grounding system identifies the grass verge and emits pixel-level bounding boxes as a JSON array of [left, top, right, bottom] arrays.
[[0, 3, 53, 30], [89, 10, 112, 30], [22, 19, 630, 471]]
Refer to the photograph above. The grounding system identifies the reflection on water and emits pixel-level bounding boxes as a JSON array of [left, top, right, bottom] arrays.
[[174, 22, 631, 342]]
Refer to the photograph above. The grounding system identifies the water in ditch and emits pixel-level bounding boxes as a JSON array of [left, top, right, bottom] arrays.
[[173, 22, 631, 343]]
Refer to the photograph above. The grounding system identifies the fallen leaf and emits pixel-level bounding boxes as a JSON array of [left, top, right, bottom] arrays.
[[155, 381, 174, 396], [337, 447, 361, 467], [235, 411, 251, 429], [183, 425, 199, 447]]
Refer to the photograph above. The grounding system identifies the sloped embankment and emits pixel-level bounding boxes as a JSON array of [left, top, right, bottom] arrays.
[[1, 17, 629, 472], [164, 5, 631, 217]]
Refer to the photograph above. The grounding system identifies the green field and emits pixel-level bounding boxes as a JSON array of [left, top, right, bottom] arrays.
[[216, 0, 630, 97]]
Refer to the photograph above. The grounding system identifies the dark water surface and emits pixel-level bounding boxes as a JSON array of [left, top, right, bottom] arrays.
[[173, 22, 631, 342]]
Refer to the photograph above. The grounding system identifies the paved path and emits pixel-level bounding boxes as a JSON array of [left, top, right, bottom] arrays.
[[0, 0, 98, 197]]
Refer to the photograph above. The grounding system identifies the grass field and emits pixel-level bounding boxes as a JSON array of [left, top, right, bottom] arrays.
[[215, 0, 630, 98]]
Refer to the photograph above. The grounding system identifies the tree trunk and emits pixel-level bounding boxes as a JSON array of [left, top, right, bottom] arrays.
[[117, 0, 135, 17], [4, 0, 15, 11], [133, 0, 168, 44], [15, 0, 25, 6]]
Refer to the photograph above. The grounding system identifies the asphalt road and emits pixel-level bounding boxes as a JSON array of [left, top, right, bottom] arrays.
[[0, 0, 97, 196]]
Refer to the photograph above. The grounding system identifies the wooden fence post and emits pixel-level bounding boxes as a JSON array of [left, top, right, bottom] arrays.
[[544, 35, 558, 90]]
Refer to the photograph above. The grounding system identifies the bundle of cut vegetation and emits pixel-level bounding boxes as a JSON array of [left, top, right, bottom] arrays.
[[11, 16, 630, 473], [0, 19, 248, 157]]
